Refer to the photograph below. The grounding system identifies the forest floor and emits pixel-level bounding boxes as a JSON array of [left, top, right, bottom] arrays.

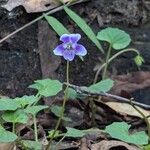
[[0, 0, 150, 149]]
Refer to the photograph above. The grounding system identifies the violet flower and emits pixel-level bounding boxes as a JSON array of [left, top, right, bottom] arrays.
[[53, 34, 87, 61]]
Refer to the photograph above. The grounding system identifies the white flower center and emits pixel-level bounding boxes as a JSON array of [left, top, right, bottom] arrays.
[[66, 43, 73, 50]]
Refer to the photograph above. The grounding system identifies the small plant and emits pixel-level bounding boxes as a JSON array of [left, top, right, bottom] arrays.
[[105, 122, 149, 145], [94, 27, 144, 82], [0, 2, 148, 150], [45, 33, 87, 150], [0, 79, 63, 146]]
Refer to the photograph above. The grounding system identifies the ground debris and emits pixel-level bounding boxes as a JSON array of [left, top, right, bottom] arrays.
[[111, 71, 150, 95], [91, 140, 141, 150], [2, 0, 60, 13]]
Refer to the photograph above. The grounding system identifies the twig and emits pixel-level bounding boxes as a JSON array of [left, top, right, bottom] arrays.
[[64, 83, 150, 109], [0, 0, 87, 44]]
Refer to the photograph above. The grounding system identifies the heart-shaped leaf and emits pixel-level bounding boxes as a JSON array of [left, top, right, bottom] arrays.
[[29, 79, 62, 97], [25, 105, 48, 115], [88, 79, 114, 93], [2, 109, 28, 124], [97, 27, 131, 50], [0, 98, 19, 111], [14, 95, 37, 108], [105, 122, 149, 145], [0, 125, 18, 142], [67, 88, 78, 100]]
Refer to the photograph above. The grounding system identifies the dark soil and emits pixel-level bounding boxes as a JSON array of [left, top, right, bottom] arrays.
[[0, 7, 41, 97], [0, 0, 150, 103]]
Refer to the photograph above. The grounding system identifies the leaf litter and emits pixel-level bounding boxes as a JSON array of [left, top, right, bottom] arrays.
[[2, 0, 70, 13]]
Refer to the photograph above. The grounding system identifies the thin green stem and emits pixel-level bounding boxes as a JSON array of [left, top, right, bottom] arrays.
[[33, 93, 42, 106], [46, 61, 69, 150], [102, 44, 112, 80], [94, 48, 140, 83], [33, 115, 38, 142], [55, 135, 66, 149], [27, 92, 41, 143], [27, 92, 42, 108], [90, 45, 111, 124], [130, 99, 150, 141], [12, 122, 15, 133]]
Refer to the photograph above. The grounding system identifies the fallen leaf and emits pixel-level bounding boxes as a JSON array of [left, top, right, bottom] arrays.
[[79, 138, 89, 150], [111, 71, 150, 95], [91, 140, 141, 150], [105, 102, 150, 119], [2, 0, 69, 13], [0, 143, 15, 150]]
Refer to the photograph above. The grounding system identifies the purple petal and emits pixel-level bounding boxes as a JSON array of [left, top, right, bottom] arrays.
[[53, 44, 65, 56], [75, 44, 87, 56], [63, 50, 75, 61], [60, 34, 70, 43], [70, 34, 81, 43]]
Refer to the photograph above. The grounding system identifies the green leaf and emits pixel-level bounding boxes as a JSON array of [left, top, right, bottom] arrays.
[[29, 79, 63, 97], [97, 27, 131, 50], [29, 83, 41, 90], [51, 105, 71, 122], [88, 79, 114, 93], [48, 130, 60, 138], [2, 109, 28, 124], [105, 122, 149, 145], [44, 14, 70, 36], [64, 6, 104, 53], [0, 125, 18, 142], [0, 98, 19, 111], [25, 105, 48, 116], [65, 127, 86, 138], [14, 95, 37, 108], [67, 88, 78, 100], [143, 144, 150, 150], [22, 140, 42, 150], [134, 55, 145, 66]]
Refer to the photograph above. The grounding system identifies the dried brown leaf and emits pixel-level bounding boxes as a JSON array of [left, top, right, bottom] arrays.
[[111, 71, 150, 95], [91, 140, 140, 150], [2, 0, 69, 13], [79, 138, 90, 150], [105, 102, 150, 119], [0, 143, 15, 150]]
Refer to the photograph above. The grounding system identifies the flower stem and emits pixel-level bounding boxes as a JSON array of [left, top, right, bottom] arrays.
[[46, 61, 69, 150], [55, 135, 66, 149], [102, 44, 112, 80], [33, 115, 38, 142], [130, 99, 150, 142], [94, 48, 140, 83]]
